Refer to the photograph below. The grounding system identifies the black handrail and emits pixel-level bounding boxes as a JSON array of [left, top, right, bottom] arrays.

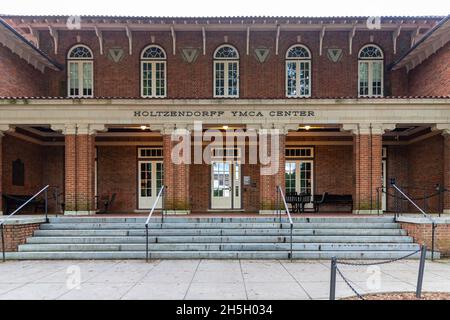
[[276, 186, 294, 260], [390, 181, 437, 261], [144, 185, 166, 262], [1, 185, 50, 262]]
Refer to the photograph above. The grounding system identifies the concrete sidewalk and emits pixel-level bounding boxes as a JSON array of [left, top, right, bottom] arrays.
[[0, 259, 449, 300]]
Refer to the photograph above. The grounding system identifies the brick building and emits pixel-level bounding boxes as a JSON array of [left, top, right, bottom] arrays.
[[0, 14, 449, 216]]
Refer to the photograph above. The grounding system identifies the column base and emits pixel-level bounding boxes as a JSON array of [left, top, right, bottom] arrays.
[[259, 210, 286, 214], [352, 209, 383, 215], [164, 210, 191, 215], [0, 211, 3, 216], [64, 210, 97, 216], [443, 209, 450, 214]]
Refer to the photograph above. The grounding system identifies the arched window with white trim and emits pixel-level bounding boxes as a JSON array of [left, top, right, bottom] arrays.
[[67, 45, 93, 97], [286, 45, 311, 97], [214, 45, 239, 97], [141, 45, 167, 98], [358, 44, 384, 97]]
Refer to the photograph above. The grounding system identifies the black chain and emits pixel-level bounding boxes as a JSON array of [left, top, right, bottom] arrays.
[[335, 266, 365, 300], [336, 248, 421, 266]]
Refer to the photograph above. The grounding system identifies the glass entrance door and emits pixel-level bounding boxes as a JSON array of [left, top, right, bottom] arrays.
[[138, 161, 163, 209], [285, 160, 314, 205], [211, 161, 241, 209]]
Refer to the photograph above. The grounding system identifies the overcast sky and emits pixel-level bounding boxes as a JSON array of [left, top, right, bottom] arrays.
[[1, 0, 449, 17]]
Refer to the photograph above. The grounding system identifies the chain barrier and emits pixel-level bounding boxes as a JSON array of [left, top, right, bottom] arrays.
[[329, 246, 426, 300], [336, 248, 421, 266], [335, 266, 365, 300]]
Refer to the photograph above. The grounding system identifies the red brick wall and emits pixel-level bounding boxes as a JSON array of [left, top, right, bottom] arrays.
[[2, 135, 43, 196], [97, 146, 137, 212], [0, 45, 48, 96], [400, 222, 450, 257], [408, 42, 450, 96], [36, 29, 412, 98], [0, 223, 42, 252]]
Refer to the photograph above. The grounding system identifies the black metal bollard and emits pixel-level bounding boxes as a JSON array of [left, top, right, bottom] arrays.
[[416, 245, 427, 299], [329, 257, 337, 300], [1, 224, 5, 262]]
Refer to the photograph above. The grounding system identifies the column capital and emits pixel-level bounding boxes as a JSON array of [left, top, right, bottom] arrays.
[[0, 124, 12, 137], [251, 123, 296, 135], [432, 123, 450, 135], [342, 123, 395, 135], [77, 124, 107, 135], [153, 124, 177, 135], [51, 124, 77, 135]]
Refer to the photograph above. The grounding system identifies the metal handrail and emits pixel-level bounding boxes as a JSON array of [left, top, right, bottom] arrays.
[[276, 186, 294, 260], [144, 185, 166, 262], [1, 185, 50, 262], [391, 182, 437, 261]]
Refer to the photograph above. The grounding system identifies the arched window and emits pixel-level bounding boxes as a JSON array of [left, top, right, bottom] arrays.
[[67, 45, 93, 97], [358, 44, 384, 97], [141, 45, 167, 98], [214, 45, 239, 97], [285, 45, 311, 97]]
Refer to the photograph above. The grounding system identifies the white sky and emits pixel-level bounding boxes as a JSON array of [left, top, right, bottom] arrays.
[[1, 0, 449, 17]]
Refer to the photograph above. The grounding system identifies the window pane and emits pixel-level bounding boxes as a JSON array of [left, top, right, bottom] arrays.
[[228, 62, 238, 96], [359, 62, 369, 96], [287, 62, 297, 96], [69, 62, 79, 96], [142, 62, 152, 96], [299, 62, 310, 96], [82, 63, 92, 96], [155, 62, 165, 96], [372, 62, 382, 96], [215, 62, 225, 96]]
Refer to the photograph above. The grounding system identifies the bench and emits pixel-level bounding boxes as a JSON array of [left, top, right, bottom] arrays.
[[285, 192, 312, 213], [313, 193, 353, 213], [2, 194, 46, 214]]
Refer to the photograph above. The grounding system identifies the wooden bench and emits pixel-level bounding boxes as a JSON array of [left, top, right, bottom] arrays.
[[2, 194, 46, 214]]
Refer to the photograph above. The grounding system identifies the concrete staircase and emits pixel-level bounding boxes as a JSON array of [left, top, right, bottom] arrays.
[[7, 216, 439, 260]]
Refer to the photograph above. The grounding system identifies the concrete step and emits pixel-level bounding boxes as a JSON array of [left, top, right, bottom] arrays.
[[27, 235, 414, 244], [48, 216, 396, 224], [6, 250, 438, 260], [18, 242, 420, 252], [40, 222, 401, 230], [33, 228, 407, 237]]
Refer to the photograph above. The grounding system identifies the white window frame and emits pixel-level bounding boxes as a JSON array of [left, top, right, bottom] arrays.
[[138, 147, 164, 159], [67, 44, 94, 98], [140, 45, 167, 98], [285, 45, 312, 98], [358, 44, 384, 98], [285, 147, 314, 159], [213, 45, 240, 98]]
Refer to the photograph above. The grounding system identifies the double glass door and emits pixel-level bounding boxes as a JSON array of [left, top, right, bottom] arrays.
[[138, 161, 163, 209], [285, 160, 314, 203], [211, 161, 241, 209]]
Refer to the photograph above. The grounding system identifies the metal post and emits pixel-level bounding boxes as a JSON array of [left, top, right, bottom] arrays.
[[416, 245, 427, 298], [1, 224, 5, 262], [44, 189, 48, 222], [376, 188, 380, 215], [423, 191, 427, 213], [431, 223, 436, 261], [145, 224, 149, 263], [438, 185, 442, 217], [161, 188, 164, 225], [329, 257, 337, 300], [55, 187, 59, 217], [290, 223, 293, 260]]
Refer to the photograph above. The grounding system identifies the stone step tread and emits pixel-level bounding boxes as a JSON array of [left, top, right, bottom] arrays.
[[33, 228, 407, 236], [40, 222, 402, 229], [19, 243, 420, 252], [48, 217, 396, 223], [6, 250, 437, 260], [27, 235, 413, 243]]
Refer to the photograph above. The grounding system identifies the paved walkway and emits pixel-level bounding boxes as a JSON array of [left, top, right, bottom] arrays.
[[0, 259, 449, 300]]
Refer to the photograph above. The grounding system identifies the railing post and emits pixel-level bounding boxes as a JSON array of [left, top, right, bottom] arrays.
[[290, 223, 293, 260], [146, 224, 149, 263], [416, 244, 427, 298], [376, 188, 380, 215], [431, 223, 436, 261], [1, 224, 5, 262], [329, 257, 337, 300], [55, 186, 59, 217], [437, 185, 442, 217], [423, 191, 427, 213], [44, 188, 48, 223]]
